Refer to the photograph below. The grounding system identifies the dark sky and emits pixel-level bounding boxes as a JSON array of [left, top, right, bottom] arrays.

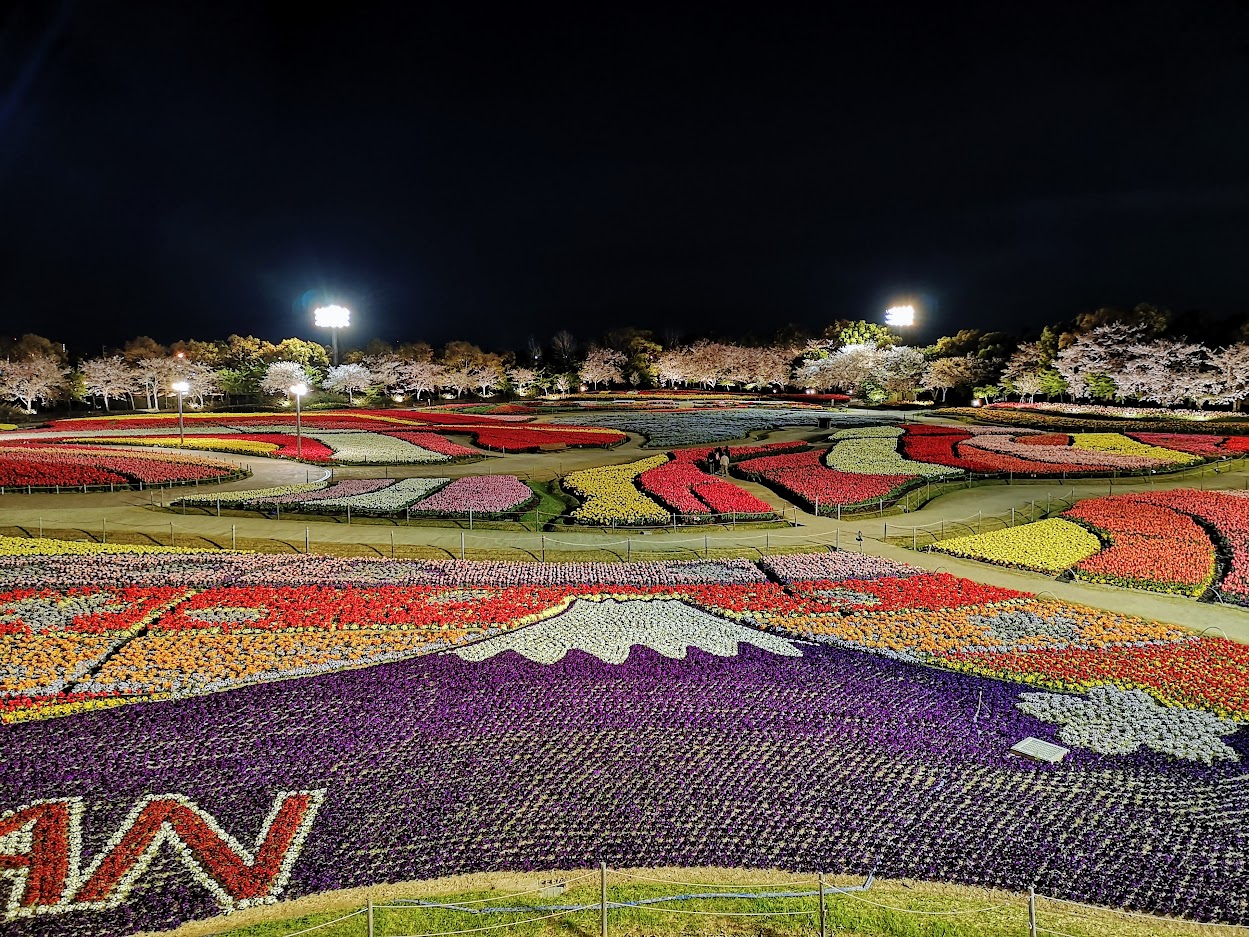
[[2, 2, 1249, 355]]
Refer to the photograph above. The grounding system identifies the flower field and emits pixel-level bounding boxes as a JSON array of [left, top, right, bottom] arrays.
[[0, 444, 244, 489], [0, 545, 1246, 934], [563, 456, 672, 525], [550, 407, 827, 447], [172, 476, 538, 517], [931, 489, 1249, 601]]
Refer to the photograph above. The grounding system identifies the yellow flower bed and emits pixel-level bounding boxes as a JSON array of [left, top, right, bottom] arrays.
[[79, 436, 280, 456], [1070, 433, 1201, 465], [931, 518, 1102, 574], [0, 423, 16, 431], [564, 455, 671, 525], [0, 536, 216, 556]]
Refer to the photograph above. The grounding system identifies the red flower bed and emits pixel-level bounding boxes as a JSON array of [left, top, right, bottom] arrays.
[[0, 455, 129, 487], [670, 441, 808, 464], [638, 459, 775, 518], [732, 448, 914, 510], [1127, 433, 1228, 456], [0, 446, 235, 487], [379, 432, 480, 457], [787, 573, 1024, 611], [468, 425, 626, 451], [1131, 489, 1249, 603], [898, 427, 1055, 472], [951, 638, 1249, 719], [1063, 496, 1215, 595]]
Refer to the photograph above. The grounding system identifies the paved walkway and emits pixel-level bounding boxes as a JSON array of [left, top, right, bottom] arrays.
[[3, 420, 1248, 640]]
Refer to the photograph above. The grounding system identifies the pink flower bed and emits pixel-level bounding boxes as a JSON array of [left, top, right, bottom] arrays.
[[1128, 434, 1228, 457], [962, 434, 1164, 470], [408, 475, 534, 515]]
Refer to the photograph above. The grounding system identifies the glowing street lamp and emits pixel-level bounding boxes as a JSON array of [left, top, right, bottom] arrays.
[[171, 381, 191, 446], [289, 383, 309, 458], [313, 305, 350, 365], [884, 304, 916, 327]]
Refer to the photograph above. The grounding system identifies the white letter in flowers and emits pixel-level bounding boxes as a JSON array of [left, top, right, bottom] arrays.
[[455, 597, 801, 665], [1015, 686, 1241, 765], [0, 789, 325, 919]]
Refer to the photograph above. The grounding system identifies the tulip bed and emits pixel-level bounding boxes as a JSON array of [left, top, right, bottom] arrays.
[[0, 444, 243, 489], [732, 448, 916, 511], [638, 451, 777, 520], [933, 518, 1104, 574], [66, 433, 339, 462], [551, 407, 830, 447], [404, 475, 536, 517], [1, 549, 1247, 935], [563, 456, 672, 525], [826, 426, 962, 478]]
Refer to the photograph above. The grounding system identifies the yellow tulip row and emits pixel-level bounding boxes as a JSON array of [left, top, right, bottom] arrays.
[[563, 455, 671, 525], [1070, 432, 1201, 465], [931, 519, 1102, 574]]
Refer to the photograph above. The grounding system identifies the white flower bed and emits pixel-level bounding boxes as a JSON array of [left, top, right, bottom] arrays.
[[829, 425, 904, 439], [305, 432, 452, 464], [455, 597, 801, 664], [304, 477, 450, 514], [174, 482, 329, 506], [1016, 685, 1241, 764], [825, 431, 962, 478]]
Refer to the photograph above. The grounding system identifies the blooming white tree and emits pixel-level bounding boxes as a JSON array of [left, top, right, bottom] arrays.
[[874, 346, 928, 400], [506, 366, 539, 396], [260, 361, 311, 398], [653, 349, 688, 387], [78, 356, 135, 411], [741, 346, 793, 390], [0, 354, 69, 412], [177, 362, 221, 408], [471, 365, 502, 397], [1207, 343, 1249, 411], [1131, 338, 1209, 407], [1052, 323, 1147, 400], [135, 357, 182, 409], [922, 355, 988, 402], [579, 347, 626, 390], [323, 363, 374, 403], [555, 374, 572, 395], [440, 367, 475, 398], [793, 343, 884, 393]]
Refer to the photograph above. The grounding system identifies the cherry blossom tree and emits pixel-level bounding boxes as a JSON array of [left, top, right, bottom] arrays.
[[875, 346, 928, 400], [471, 365, 503, 397], [555, 374, 572, 395], [579, 347, 626, 389], [441, 367, 475, 398], [323, 363, 375, 403], [259, 361, 311, 398], [654, 349, 688, 387], [922, 355, 989, 401], [506, 366, 539, 396], [0, 354, 69, 412], [1207, 343, 1249, 411], [135, 357, 183, 409], [78, 356, 135, 411]]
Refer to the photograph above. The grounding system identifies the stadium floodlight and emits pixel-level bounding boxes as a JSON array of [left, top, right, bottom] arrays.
[[884, 305, 916, 327], [314, 305, 351, 365], [171, 381, 191, 445], [290, 383, 309, 459]]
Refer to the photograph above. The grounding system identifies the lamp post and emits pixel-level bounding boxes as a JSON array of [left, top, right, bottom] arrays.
[[171, 381, 190, 446], [313, 305, 350, 366], [290, 383, 308, 459]]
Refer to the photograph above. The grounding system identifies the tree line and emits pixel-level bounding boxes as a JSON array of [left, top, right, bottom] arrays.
[[2, 303, 1248, 414]]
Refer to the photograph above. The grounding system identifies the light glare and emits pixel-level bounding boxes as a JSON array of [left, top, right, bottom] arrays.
[[171, 381, 190, 394], [313, 305, 351, 328], [884, 304, 916, 327], [289, 383, 309, 396]]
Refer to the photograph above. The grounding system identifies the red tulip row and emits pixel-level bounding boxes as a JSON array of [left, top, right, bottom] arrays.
[[732, 448, 915, 510], [637, 459, 775, 518], [0, 445, 237, 487], [1063, 497, 1216, 595]]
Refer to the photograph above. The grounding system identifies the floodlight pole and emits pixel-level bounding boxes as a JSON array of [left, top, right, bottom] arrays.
[[294, 392, 303, 458], [177, 391, 185, 446]]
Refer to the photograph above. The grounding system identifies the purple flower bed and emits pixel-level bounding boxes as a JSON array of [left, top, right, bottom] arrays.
[[408, 475, 535, 515], [760, 552, 922, 583], [2, 643, 1244, 935]]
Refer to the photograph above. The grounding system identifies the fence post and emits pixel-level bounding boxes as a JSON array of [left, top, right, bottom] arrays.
[[347, 506, 351, 525], [305, 528, 310, 553], [368, 897, 375, 937], [217, 498, 221, 517], [541, 535, 546, 562], [977, 511, 982, 533], [1027, 886, 1037, 937], [626, 538, 631, 561], [815, 497, 819, 516], [882, 521, 887, 539], [390, 531, 395, 558], [600, 861, 608, 937], [1011, 507, 1015, 527], [460, 531, 465, 561], [765, 532, 770, 551], [879, 497, 883, 517], [38, 518, 42, 538], [170, 522, 174, 547], [102, 518, 106, 544], [704, 535, 708, 558], [835, 528, 839, 550], [913, 528, 917, 550], [469, 509, 473, 530], [819, 872, 827, 937], [231, 524, 236, 550]]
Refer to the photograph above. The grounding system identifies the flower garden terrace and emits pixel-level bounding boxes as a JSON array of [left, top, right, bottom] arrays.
[[0, 543, 1247, 936]]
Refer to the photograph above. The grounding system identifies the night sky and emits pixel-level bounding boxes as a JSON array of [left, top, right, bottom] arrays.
[[2, 2, 1248, 354]]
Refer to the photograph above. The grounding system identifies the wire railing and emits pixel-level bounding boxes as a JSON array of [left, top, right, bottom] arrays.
[[210, 867, 1247, 937]]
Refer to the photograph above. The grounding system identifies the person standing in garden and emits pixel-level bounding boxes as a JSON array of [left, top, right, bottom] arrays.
[[719, 449, 730, 476]]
